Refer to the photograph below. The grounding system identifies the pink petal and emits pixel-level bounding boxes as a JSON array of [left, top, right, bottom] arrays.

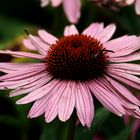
[[108, 69, 140, 90], [0, 63, 45, 73], [109, 51, 140, 62], [108, 63, 140, 75], [51, 0, 62, 7], [75, 82, 94, 128], [135, 0, 140, 15], [0, 50, 44, 59], [104, 35, 129, 50], [63, 0, 81, 23], [28, 93, 52, 118], [14, 72, 50, 89], [64, 25, 79, 36], [45, 81, 67, 122], [58, 81, 75, 121], [125, 107, 140, 118], [0, 81, 25, 89], [9, 73, 50, 97], [23, 39, 37, 51], [0, 72, 46, 89], [83, 83, 94, 127], [16, 79, 60, 104], [95, 24, 116, 43], [0, 66, 46, 81], [82, 22, 104, 37], [89, 80, 125, 116], [38, 30, 58, 45], [105, 36, 140, 57], [105, 75, 140, 106], [29, 35, 50, 55]]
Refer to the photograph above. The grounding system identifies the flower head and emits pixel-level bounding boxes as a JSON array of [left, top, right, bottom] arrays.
[[0, 23, 140, 127], [40, 0, 81, 23]]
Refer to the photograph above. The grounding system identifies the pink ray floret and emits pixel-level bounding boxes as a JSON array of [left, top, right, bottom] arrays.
[[40, 0, 81, 23]]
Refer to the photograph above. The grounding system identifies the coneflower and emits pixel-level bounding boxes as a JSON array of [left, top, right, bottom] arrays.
[[0, 23, 140, 127]]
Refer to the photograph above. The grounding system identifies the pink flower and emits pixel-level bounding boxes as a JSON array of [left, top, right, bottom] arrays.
[[0, 23, 140, 128], [40, 0, 81, 23]]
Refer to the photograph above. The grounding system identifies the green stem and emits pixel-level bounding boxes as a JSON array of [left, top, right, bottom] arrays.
[[57, 113, 77, 140]]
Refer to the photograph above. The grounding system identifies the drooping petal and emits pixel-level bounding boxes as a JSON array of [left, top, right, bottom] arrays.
[[108, 69, 140, 90], [0, 66, 46, 81], [0, 63, 46, 73], [0, 72, 46, 90], [75, 82, 94, 128], [108, 63, 140, 75], [9, 73, 50, 97], [16, 79, 60, 104], [105, 75, 140, 106], [125, 107, 140, 119], [45, 81, 67, 122], [0, 81, 27, 89], [89, 80, 125, 116], [0, 50, 44, 59], [98, 77, 139, 110], [64, 25, 79, 36], [28, 93, 51, 118], [82, 22, 104, 37], [95, 24, 116, 43], [63, 0, 81, 23], [58, 81, 75, 121], [82, 83, 94, 127], [38, 30, 58, 45]]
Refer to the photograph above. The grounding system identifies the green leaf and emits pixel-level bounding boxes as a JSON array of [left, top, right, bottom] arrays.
[[91, 108, 110, 133], [108, 126, 131, 140], [39, 120, 60, 140], [135, 125, 140, 140], [118, 6, 140, 35], [0, 15, 36, 49], [0, 115, 21, 127]]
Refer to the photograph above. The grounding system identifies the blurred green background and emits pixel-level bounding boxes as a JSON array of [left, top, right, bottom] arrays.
[[0, 0, 140, 140]]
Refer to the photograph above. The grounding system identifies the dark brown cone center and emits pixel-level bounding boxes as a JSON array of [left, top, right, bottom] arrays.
[[45, 34, 108, 81]]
